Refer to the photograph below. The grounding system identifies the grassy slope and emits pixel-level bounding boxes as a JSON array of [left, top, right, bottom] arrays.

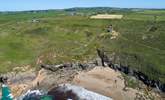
[[101, 12, 165, 83], [0, 9, 165, 83], [0, 12, 104, 73]]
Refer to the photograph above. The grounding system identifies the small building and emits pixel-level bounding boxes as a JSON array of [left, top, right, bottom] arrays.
[[107, 25, 113, 32]]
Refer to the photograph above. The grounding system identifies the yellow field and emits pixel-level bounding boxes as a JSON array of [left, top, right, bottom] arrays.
[[90, 14, 123, 19]]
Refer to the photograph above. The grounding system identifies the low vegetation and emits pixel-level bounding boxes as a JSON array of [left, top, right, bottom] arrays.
[[0, 8, 165, 84]]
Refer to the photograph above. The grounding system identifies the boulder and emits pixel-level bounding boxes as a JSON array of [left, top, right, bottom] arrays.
[[48, 84, 112, 100], [40, 63, 72, 72]]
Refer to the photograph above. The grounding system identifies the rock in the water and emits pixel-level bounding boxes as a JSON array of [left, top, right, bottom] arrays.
[[48, 84, 112, 100]]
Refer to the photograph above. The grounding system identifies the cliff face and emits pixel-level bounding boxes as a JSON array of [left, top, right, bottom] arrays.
[[0, 61, 163, 100], [0, 49, 164, 99], [96, 49, 165, 93]]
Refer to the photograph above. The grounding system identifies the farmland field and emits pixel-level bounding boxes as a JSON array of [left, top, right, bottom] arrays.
[[0, 8, 165, 84], [90, 14, 123, 19]]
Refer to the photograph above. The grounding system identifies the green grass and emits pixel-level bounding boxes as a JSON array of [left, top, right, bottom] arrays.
[[137, 10, 165, 15], [100, 16, 165, 83], [0, 9, 165, 84], [122, 73, 139, 89]]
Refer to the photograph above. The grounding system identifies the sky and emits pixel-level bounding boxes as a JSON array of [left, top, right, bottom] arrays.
[[0, 0, 165, 11]]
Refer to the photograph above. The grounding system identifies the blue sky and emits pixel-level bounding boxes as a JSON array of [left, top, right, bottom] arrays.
[[0, 0, 165, 11]]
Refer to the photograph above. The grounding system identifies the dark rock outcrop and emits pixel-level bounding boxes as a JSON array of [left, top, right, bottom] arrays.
[[96, 49, 165, 92], [41, 61, 96, 72], [97, 49, 112, 67], [48, 86, 79, 100], [48, 84, 112, 100], [0, 76, 8, 83], [111, 63, 165, 92], [41, 63, 72, 72]]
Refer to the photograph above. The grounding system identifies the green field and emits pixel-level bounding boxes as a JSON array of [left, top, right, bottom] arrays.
[[0, 8, 165, 84]]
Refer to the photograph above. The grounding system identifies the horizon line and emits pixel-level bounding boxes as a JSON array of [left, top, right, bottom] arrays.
[[0, 6, 165, 12]]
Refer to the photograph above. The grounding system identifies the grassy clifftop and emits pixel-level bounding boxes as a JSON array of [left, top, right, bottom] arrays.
[[0, 9, 165, 83]]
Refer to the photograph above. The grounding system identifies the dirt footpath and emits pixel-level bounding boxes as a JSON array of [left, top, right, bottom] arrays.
[[73, 67, 138, 100]]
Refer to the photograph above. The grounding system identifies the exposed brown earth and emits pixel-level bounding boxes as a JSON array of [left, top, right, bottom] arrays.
[[73, 67, 138, 100], [0, 65, 162, 100]]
